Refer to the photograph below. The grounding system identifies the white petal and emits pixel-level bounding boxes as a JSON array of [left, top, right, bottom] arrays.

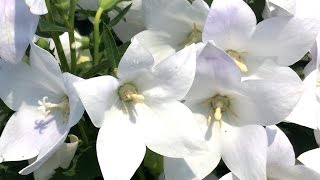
[[0, 0, 39, 63], [117, 38, 154, 80], [243, 61, 303, 126], [250, 16, 320, 66], [266, 126, 295, 168], [164, 151, 221, 180], [73, 76, 120, 128], [25, 0, 48, 15], [0, 105, 69, 174], [220, 123, 267, 180], [134, 101, 205, 158], [298, 148, 320, 174], [134, 30, 182, 63], [31, 135, 79, 180], [262, 0, 296, 19], [202, 0, 256, 50], [185, 42, 241, 102], [314, 130, 320, 145], [138, 44, 196, 101], [268, 165, 320, 180], [286, 70, 319, 129], [142, 0, 206, 36], [62, 73, 85, 127], [108, 0, 145, 42], [220, 173, 240, 180], [97, 115, 146, 179]]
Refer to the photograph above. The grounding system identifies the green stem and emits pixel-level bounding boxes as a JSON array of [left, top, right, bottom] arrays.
[[68, 0, 77, 74], [45, 0, 70, 72], [78, 119, 89, 146], [93, 7, 104, 66], [137, 166, 147, 180]]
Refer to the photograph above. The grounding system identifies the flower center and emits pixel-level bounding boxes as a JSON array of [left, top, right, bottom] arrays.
[[38, 96, 70, 123], [180, 23, 202, 47], [226, 49, 248, 72], [118, 83, 144, 103], [206, 95, 230, 125]]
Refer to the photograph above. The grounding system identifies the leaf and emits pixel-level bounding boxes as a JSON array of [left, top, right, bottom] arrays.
[[143, 149, 163, 177], [38, 18, 69, 33], [102, 24, 121, 67], [108, 3, 132, 27]]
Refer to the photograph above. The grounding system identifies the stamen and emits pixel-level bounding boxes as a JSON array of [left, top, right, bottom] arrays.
[[316, 79, 320, 87], [38, 96, 70, 123], [180, 22, 202, 47], [118, 83, 144, 103], [226, 50, 248, 72], [207, 95, 230, 125]]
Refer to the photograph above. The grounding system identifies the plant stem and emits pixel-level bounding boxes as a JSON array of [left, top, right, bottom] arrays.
[[78, 119, 89, 146], [45, 0, 70, 72], [93, 7, 104, 66], [68, 0, 77, 74]]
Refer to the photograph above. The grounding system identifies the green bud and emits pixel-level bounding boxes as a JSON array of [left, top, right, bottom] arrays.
[[36, 38, 50, 51], [52, 0, 70, 17]]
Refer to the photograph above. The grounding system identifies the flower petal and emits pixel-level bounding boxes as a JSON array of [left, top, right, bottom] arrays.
[[73, 76, 120, 128], [220, 123, 267, 180], [262, 0, 296, 19], [31, 135, 79, 180], [220, 173, 240, 180], [0, 0, 39, 63], [117, 38, 154, 80], [25, 0, 48, 15], [185, 42, 241, 102], [97, 115, 146, 179], [250, 16, 320, 66], [108, 0, 145, 42], [202, 0, 256, 50], [164, 151, 221, 180], [134, 101, 205, 158], [137, 44, 196, 101], [268, 165, 320, 180], [242, 61, 303, 126], [266, 126, 295, 168], [298, 148, 320, 173], [286, 70, 319, 129], [62, 73, 84, 127]]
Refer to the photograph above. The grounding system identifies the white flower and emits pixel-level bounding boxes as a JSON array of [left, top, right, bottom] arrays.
[[219, 126, 320, 180], [203, 0, 320, 78], [30, 135, 79, 180], [0, 0, 39, 63], [298, 130, 320, 174], [135, 0, 209, 63], [164, 42, 302, 180], [0, 42, 84, 175], [74, 38, 206, 179], [286, 34, 320, 129]]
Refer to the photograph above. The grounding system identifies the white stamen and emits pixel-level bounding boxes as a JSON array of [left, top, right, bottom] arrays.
[[226, 50, 248, 72], [38, 96, 70, 123]]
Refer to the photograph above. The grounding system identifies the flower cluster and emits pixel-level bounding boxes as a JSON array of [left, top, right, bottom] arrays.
[[0, 0, 320, 179]]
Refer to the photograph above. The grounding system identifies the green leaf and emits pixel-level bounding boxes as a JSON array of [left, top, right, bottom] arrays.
[[82, 60, 111, 78], [143, 149, 163, 176], [38, 18, 69, 33], [102, 24, 121, 67], [108, 3, 132, 27]]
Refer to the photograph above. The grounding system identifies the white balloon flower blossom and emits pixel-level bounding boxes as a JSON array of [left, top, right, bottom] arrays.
[[135, 0, 209, 63], [0, 0, 41, 63], [164, 42, 302, 180], [25, 0, 48, 15], [219, 126, 320, 180], [202, 0, 320, 80], [73, 38, 206, 179], [285, 33, 320, 129], [0, 42, 84, 175]]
